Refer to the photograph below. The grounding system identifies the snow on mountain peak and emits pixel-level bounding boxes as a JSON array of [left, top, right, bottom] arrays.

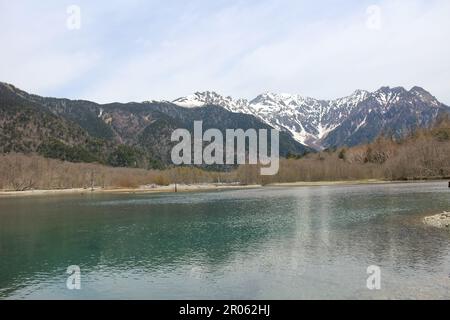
[[408, 86, 440, 106], [171, 86, 446, 149], [173, 91, 249, 111], [172, 89, 375, 147]]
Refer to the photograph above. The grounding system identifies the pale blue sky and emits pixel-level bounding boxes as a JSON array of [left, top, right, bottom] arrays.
[[1, 0, 449, 103]]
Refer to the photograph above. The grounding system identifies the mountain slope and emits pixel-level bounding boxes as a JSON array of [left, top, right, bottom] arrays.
[[0, 83, 110, 163], [0, 83, 312, 168], [173, 87, 450, 149], [322, 87, 450, 147]]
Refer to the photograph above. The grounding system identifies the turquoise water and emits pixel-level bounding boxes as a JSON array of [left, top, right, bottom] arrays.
[[0, 181, 449, 299]]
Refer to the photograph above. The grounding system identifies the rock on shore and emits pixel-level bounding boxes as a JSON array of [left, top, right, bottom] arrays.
[[424, 212, 450, 229]]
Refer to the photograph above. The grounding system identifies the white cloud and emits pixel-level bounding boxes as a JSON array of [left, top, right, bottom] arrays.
[[210, 0, 450, 102], [1, 0, 450, 104], [0, 1, 100, 95]]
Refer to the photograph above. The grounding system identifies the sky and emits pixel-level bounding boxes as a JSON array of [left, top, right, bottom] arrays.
[[0, 0, 449, 104]]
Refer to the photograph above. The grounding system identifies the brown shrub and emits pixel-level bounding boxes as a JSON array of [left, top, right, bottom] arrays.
[[154, 174, 171, 186]]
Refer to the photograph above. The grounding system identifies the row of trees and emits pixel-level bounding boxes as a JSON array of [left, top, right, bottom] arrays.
[[1, 118, 449, 191], [0, 154, 241, 191], [228, 117, 450, 184]]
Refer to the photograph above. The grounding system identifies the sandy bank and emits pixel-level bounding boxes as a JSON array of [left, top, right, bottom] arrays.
[[267, 179, 390, 187], [0, 184, 261, 198], [0, 179, 445, 198]]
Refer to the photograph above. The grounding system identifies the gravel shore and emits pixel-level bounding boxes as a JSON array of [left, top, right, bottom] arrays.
[[424, 212, 450, 229], [0, 184, 261, 197]]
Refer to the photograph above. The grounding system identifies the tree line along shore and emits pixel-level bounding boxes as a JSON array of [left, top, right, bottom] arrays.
[[1, 118, 449, 192]]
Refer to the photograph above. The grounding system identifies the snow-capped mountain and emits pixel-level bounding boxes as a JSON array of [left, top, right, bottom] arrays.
[[173, 87, 450, 150], [322, 86, 449, 148], [173, 91, 250, 111]]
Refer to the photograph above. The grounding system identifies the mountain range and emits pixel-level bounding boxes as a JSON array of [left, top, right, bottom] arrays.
[[173, 87, 450, 150], [0, 82, 309, 169], [1, 82, 448, 169]]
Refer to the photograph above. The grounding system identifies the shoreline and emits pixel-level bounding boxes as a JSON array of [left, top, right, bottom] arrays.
[[0, 184, 261, 198], [269, 178, 450, 188], [0, 179, 446, 198], [268, 179, 390, 187]]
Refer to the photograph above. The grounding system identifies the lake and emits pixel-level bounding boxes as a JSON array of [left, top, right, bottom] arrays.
[[1, 181, 449, 299]]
